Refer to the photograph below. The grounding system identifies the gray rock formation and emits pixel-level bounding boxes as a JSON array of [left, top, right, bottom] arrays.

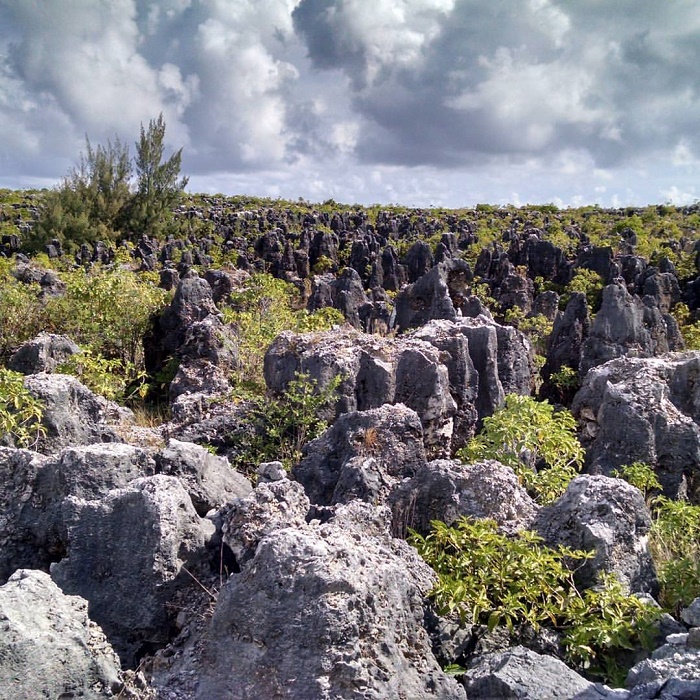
[[573, 353, 700, 502], [8, 332, 80, 374], [265, 327, 456, 456], [155, 438, 252, 515], [394, 259, 473, 332], [464, 646, 608, 700], [24, 373, 133, 453], [580, 284, 684, 374], [0, 447, 51, 583], [390, 459, 539, 537], [51, 475, 214, 665], [411, 317, 533, 424], [168, 314, 239, 400], [265, 318, 532, 455], [627, 636, 700, 695], [221, 477, 310, 565], [161, 502, 465, 699], [293, 403, 427, 507], [535, 475, 658, 594], [0, 569, 122, 700]]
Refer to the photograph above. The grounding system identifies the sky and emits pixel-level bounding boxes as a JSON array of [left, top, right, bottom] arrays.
[[1, 1, 699, 209]]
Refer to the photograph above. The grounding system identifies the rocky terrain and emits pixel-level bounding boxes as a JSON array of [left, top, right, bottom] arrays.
[[0, 193, 700, 699]]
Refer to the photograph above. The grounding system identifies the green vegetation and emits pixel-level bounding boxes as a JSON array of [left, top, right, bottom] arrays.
[[232, 372, 341, 477], [457, 394, 584, 504], [612, 462, 700, 615], [222, 273, 343, 393], [24, 114, 187, 252], [410, 517, 660, 683], [0, 367, 46, 448]]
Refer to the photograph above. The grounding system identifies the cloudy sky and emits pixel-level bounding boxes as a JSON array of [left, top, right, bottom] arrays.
[[1, 1, 699, 208]]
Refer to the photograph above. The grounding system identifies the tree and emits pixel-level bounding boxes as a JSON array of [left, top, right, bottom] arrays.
[[27, 114, 187, 252], [27, 137, 132, 251], [123, 114, 189, 237]]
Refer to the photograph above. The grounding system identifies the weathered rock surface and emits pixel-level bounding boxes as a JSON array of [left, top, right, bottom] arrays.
[[8, 332, 80, 374], [0, 443, 155, 584], [410, 317, 533, 431], [159, 502, 465, 699], [265, 327, 456, 456], [394, 259, 472, 331], [464, 646, 609, 700], [0, 569, 122, 700], [265, 318, 532, 455], [573, 353, 700, 502], [626, 637, 700, 697], [293, 403, 426, 507], [24, 373, 133, 453], [389, 459, 538, 537], [221, 477, 310, 566], [51, 475, 215, 665], [580, 284, 684, 374], [535, 475, 657, 594], [155, 438, 252, 516]]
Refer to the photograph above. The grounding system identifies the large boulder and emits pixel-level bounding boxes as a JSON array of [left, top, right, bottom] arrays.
[[463, 646, 604, 700], [293, 403, 427, 507], [8, 332, 81, 374], [572, 353, 700, 502], [163, 502, 466, 699], [264, 327, 456, 457], [535, 475, 658, 594], [155, 438, 252, 515], [0, 569, 122, 699], [0, 447, 51, 583], [51, 475, 215, 665], [221, 477, 310, 566], [23, 373, 133, 453], [390, 459, 539, 538], [580, 284, 684, 374]]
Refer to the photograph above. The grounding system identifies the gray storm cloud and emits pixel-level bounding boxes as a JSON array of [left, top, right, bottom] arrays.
[[1, 0, 699, 205]]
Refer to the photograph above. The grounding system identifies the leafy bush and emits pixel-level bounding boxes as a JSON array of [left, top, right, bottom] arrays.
[[0, 273, 47, 360], [410, 517, 661, 684], [457, 394, 584, 504], [44, 266, 169, 367], [612, 462, 700, 614], [0, 368, 46, 448], [649, 496, 700, 614], [222, 273, 343, 393], [58, 347, 146, 403], [232, 372, 341, 477], [26, 114, 187, 251]]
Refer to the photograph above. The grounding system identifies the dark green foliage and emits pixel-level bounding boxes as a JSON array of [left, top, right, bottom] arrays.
[[121, 114, 189, 238], [410, 517, 661, 684], [231, 372, 341, 478], [25, 115, 187, 251]]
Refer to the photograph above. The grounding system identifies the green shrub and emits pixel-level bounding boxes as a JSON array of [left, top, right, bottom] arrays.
[[457, 394, 583, 504], [0, 368, 46, 448], [44, 267, 169, 367], [26, 114, 187, 251], [410, 517, 661, 684], [649, 496, 700, 614], [232, 372, 341, 477], [0, 275, 47, 360], [222, 273, 343, 393], [58, 347, 147, 403], [613, 462, 700, 614]]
